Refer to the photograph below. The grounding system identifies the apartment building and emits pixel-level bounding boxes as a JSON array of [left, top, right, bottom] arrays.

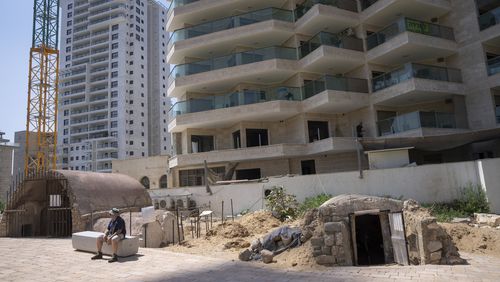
[[166, 0, 500, 187], [57, 0, 170, 172]]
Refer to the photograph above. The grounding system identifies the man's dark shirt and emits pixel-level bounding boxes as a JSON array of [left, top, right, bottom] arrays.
[[108, 216, 126, 236]]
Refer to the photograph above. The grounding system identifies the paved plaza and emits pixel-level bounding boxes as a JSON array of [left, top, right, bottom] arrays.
[[0, 238, 499, 281]]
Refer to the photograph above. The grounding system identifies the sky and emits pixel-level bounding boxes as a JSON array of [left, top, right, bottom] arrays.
[[0, 1, 33, 142]]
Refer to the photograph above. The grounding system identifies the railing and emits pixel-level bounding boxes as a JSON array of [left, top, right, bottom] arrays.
[[304, 76, 369, 98], [89, 4, 126, 18], [377, 111, 457, 136], [295, 0, 358, 18], [168, 8, 294, 48], [88, 13, 125, 26], [478, 6, 500, 30], [372, 63, 462, 92], [168, 86, 302, 120], [487, 56, 500, 76], [366, 17, 455, 50], [169, 46, 297, 84], [299, 31, 363, 58], [170, 0, 199, 8], [168, 75, 368, 120]]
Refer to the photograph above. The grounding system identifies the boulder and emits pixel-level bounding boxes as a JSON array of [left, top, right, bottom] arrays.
[[238, 249, 252, 261], [474, 213, 500, 227], [261, 249, 274, 264], [142, 221, 163, 248]]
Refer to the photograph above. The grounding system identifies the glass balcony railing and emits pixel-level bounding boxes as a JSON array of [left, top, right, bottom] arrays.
[[377, 111, 457, 136], [168, 46, 297, 84], [295, 0, 358, 18], [372, 63, 462, 92], [367, 17, 455, 50], [479, 6, 500, 30], [170, 0, 199, 9], [304, 76, 369, 98], [299, 31, 363, 58], [169, 8, 294, 47], [168, 75, 368, 120], [168, 87, 302, 121], [487, 56, 500, 76]]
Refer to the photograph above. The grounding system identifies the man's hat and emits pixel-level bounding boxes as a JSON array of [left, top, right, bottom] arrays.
[[109, 208, 120, 215]]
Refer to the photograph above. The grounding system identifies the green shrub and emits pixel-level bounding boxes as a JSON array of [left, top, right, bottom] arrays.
[[298, 193, 331, 215], [423, 183, 489, 222], [265, 186, 299, 221]]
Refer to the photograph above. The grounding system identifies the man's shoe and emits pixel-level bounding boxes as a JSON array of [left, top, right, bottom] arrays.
[[108, 255, 118, 263], [91, 252, 102, 260]]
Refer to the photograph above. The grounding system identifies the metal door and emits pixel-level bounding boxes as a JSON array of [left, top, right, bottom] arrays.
[[389, 212, 409, 265], [46, 178, 72, 237]]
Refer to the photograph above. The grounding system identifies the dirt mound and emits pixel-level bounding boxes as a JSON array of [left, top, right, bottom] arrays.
[[440, 223, 500, 258], [208, 222, 250, 238], [239, 210, 281, 235], [223, 238, 251, 250]]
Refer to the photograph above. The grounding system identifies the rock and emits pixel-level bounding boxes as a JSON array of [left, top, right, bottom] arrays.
[[315, 255, 335, 265], [429, 251, 441, 262], [324, 235, 335, 246], [238, 249, 252, 261], [451, 217, 471, 224], [261, 249, 274, 264], [427, 241, 443, 253], [335, 232, 343, 245], [310, 237, 324, 247], [142, 221, 163, 248], [474, 213, 500, 227], [292, 262, 297, 267], [324, 222, 342, 234], [321, 246, 331, 255]]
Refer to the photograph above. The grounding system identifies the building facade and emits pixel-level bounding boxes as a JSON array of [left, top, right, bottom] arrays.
[[57, 0, 170, 172], [166, 0, 500, 187], [0, 132, 18, 203]]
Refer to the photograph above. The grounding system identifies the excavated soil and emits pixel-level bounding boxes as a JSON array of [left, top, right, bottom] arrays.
[[440, 223, 500, 258], [163, 209, 500, 269]]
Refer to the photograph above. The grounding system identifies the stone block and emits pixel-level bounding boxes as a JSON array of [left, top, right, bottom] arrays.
[[321, 246, 331, 255], [142, 221, 163, 248], [315, 255, 335, 265], [324, 222, 342, 234], [261, 250, 274, 264], [335, 232, 343, 245], [331, 246, 338, 256], [72, 231, 139, 257], [310, 237, 324, 247], [312, 250, 322, 257], [324, 235, 335, 246], [474, 213, 500, 227], [429, 251, 442, 263], [427, 241, 443, 253]]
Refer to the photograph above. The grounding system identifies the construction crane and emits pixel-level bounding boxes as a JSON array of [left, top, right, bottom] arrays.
[[24, 0, 60, 174]]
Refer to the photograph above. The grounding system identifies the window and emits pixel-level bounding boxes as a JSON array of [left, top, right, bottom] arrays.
[[246, 129, 268, 147], [301, 160, 316, 175], [68, 3, 73, 9], [111, 71, 118, 78], [112, 24, 119, 31], [67, 20, 72, 27], [66, 46, 71, 52], [111, 62, 118, 68], [66, 29, 72, 35], [140, 176, 150, 189], [236, 169, 261, 180], [112, 52, 118, 59], [232, 130, 241, 149], [112, 33, 118, 40], [191, 135, 214, 153], [159, 175, 167, 189], [111, 81, 118, 88], [67, 12, 72, 18], [112, 43, 119, 49], [179, 167, 224, 187], [308, 121, 329, 142]]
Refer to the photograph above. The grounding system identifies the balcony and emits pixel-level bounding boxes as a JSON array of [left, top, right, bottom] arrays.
[[168, 87, 303, 132], [167, 8, 295, 64], [169, 137, 357, 169], [479, 6, 500, 31], [168, 46, 298, 98], [299, 31, 365, 73], [488, 57, 500, 89], [377, 111, 464, 137], [371, 63, 464, 106], [167, 0, 287, 32], [169, 76, 369, 131], [360, 0, 451, 26], [366, 17, 457, 65], [295, 0, 360, 35], [88, 13, 125, 29], [302, 76, 370, 113]]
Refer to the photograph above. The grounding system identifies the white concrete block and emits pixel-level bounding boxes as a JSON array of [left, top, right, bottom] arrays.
[[72, 231, 139, 257]]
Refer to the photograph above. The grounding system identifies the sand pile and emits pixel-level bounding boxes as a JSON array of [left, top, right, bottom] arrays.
[[207, 222, 250, 238], [239, 210, 281, 234], [440, 223, 500, 258]]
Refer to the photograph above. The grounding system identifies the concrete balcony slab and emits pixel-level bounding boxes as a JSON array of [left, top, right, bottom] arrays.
[[295, 3, 360, 36], [300, 45, 365, 74], [302, 89, 370, 114]]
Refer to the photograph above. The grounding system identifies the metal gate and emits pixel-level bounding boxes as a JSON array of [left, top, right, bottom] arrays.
[[5, 170, 72, 237], [389, 212, 409, 265]]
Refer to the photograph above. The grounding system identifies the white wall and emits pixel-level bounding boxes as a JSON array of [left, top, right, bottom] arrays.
[[149, 158, 500, 215]]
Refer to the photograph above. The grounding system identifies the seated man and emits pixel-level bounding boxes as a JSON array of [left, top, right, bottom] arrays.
[[91, 208, 127, 263]]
